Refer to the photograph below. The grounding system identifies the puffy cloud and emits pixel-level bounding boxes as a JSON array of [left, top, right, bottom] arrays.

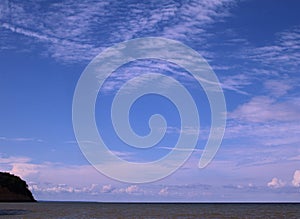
[[29, 183, 100, 194], [125, 185, 139, 194], [30, 183, 75, 193], [158, 187, 169, 196], [292, 170, 300, 187], [267, 177, 285, 188], [101, 184, 114, 193], [45, 184, 75, 193], [113, 185, 140, 194], [229, 96, 300, 123], [80, 184, 98, 193]]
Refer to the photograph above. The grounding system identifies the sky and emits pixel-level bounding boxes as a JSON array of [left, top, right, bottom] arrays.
[[0, 0, 300, 202]]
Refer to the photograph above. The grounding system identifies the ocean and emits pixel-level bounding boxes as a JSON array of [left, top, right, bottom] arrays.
[[0, 202, 299, 218]]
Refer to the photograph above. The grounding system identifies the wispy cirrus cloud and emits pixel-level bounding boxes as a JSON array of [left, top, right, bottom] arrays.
[[236, 26, 300, 77], [220, 74, 253, 95], [263, 79, 296, 97], [210, 25, 300, 97], [0, 0, 235, 63], [100, 59, 197, 93], [0, 136, 43, 142], [0, 155, 31, 164]]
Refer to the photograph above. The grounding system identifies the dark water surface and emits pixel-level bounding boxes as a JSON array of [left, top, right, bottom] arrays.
[[0, 202, 299, 218]]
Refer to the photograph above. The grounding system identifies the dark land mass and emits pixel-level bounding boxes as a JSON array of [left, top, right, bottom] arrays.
[[0, 172, 36, 202]]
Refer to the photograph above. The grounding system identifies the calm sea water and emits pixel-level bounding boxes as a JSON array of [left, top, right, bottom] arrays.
[[0, 202, 299, 218]]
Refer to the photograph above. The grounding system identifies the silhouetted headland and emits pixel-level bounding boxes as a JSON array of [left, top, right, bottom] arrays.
[[0, 172, 36, 202]]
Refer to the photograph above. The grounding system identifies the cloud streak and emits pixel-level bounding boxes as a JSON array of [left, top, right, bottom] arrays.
[[0, 0, 235, 63]]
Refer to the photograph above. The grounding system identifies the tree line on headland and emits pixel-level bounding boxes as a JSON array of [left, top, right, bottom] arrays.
[[0, 172, 36, 202]]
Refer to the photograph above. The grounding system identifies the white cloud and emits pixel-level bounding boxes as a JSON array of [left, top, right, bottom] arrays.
[[79, 184, 99, 193], [113, 185, 142, 195], [2, 22, 58, 42], [240, 26, 300, 74], [0, 0, 235, 63], [0, 155, 31, 164], [226, 95, 300, 147], [0, 155, 41, 178], [110, 150, 135, 160], [44, 184, 75, 193], [267, 177, 285, 189], [0, 136, 43, 142], [29, 182, 102, 195], [0, 154, 116, 194], [292, 170, 300, 187], [100, 60, 194, 93], [101, 184, 114, 193], [158, 187, 169, 196], [229, 96, 300, 123], [225, 120, 300, 146], [159, 146, 203, 153], [264, 80, 295, 97], [125, 185, 140, 194], [220, 74, 252, 95], [31, 183, 87, 194], [161, 0, 234, 41], [10, 163, 41, 178]]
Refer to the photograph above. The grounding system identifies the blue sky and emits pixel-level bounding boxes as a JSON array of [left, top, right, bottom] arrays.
[[0, 0, 300, 201]]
